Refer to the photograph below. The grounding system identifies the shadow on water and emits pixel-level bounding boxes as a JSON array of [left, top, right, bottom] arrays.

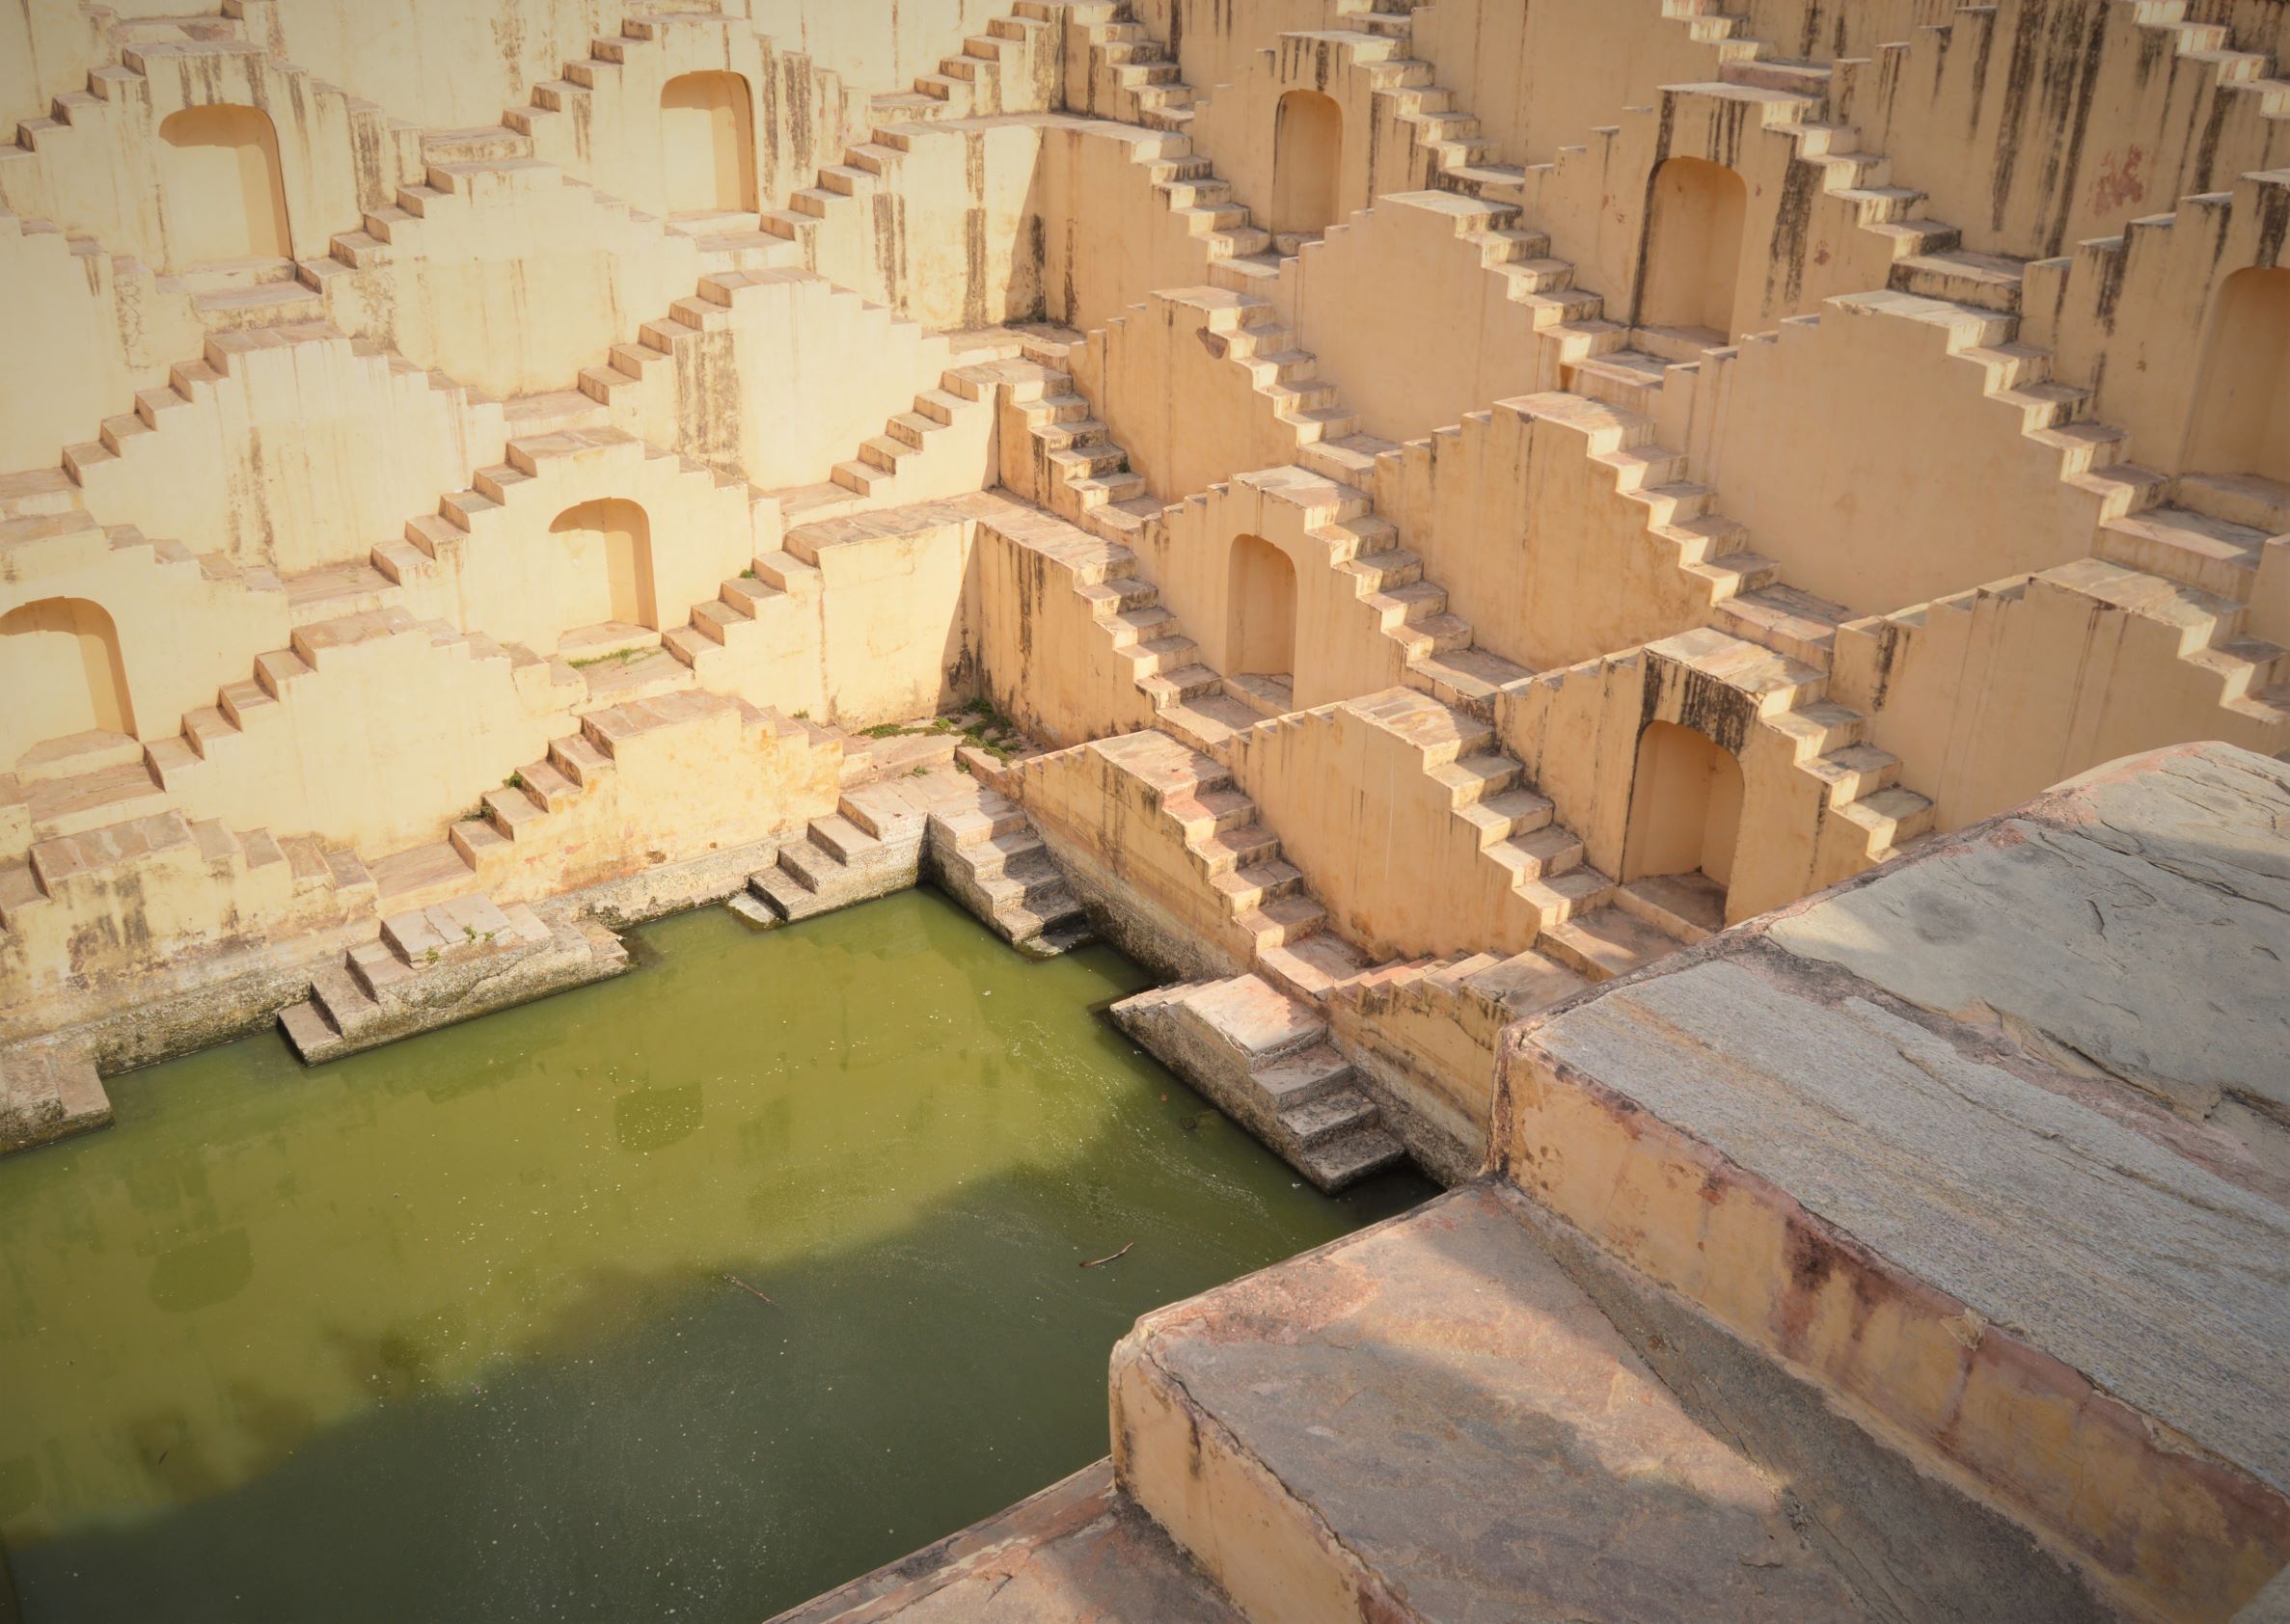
[[0, 890, 1430, 1624]]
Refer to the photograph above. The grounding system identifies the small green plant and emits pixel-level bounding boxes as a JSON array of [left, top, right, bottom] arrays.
[[568, 647, 643, 670], [504, 771, 525, 791], [740, 566, 757, 580], [951, 695, 1020, 762], [792, 709, 809, 720], [425, 947, 440, 965]]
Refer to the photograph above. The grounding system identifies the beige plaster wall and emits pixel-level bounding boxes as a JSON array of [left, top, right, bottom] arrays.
[[1835, 575, 2290, 834], [0, 37, 411, 274], [971, 501, 1164, 747], [1132, 471, 1410, 707], [457, 695, 843, 905], [604, 267, 966, 492], [1036, 118, 1225, 336], [0, 812, 367, 1033], [68, 327, 508, 576], [157, 615, 560, 855], [794, 117, 1048, 330], [395, 428, 756, 657], [1699, 293, 2100, 617], [0, 0, 104, 134], [804, 514, 979, 727], [1862, 0, 2290, 262], [1230, 691, 1546, 959], [2031, 173, 2290, 484], [0, 521, 288, 760], [1380, 392, 1719, 671], [0, 212, 202, 477], [311, 163, 716, 397], [1282, 191, 1556, 446], [1077, 286, 1311, 505]]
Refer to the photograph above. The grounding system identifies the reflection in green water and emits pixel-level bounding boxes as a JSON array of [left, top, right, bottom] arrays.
[[0, 890, 1430, 1623]]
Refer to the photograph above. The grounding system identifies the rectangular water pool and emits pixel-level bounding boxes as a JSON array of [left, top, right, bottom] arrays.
[[0, 889, 1429, 1623]]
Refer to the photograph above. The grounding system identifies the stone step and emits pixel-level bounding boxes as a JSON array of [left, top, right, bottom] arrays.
[[1499, 749, 2290, 1620], [0, 1047, 111, 1155], [1108, 976, 1404, 1190], [1540, 902, 1684, 982], [1112, 1183, 1872, 1624], [767, 1460, 1243, 1623]]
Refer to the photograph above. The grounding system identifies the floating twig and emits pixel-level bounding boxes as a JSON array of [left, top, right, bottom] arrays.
[[725, 1272, 776, 1305], [1080, 1241, 1134, 1269]]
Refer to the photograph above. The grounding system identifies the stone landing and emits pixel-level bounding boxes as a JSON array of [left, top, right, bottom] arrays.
[[1110, 1180, 2114, 1624], [1109, 974, 1405, 1192], [1499, 742, 2290, 1621], [0, 1044, 111, 1155], [280, 893, 629, 1065]]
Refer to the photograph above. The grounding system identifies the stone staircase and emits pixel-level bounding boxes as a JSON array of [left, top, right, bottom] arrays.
[[974, 497, 1273, 756], [299, 137, 786, 302], [744, 774, 934, 924], [753, 341, 1017, 529], [504, 0, 1011, 190], [0, 804, 373, 985], [759, 8, 1060, 247], [1665, 623, 1939, 866], [1117, 287, 1536, 711], [991, 354, 1164, 541], [1091, 747, 2290, 1624], [278, 889, 627, 1064], [1054, 727, 1377, 1001], [1305, 183, 2285, 781], [567, 262, 980, 525], [1048, 1, 1198, 129], [138, 607, 546, 807], [921, 774, 1096, 956], [1109, 972, 1407, 1191], [391, 422, 750, 596]]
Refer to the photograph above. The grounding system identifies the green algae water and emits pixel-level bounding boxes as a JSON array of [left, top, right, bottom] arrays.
[[0, 890, 1431, 1623]]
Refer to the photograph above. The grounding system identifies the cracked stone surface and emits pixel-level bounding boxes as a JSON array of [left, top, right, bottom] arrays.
[[1768, 744, 2290, 1123], [1119, 1183, 1870, 1622], [1525, 956, 2290, 1496]]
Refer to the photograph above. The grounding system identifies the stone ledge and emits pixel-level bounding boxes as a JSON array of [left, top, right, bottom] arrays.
[[1496, 742, 2290, 1620], [766, 1459, 1241, 1624]]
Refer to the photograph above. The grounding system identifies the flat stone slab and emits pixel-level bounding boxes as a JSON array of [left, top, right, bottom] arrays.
[[1524, 955, 2290, 1492], [1115, 1183, 1869, 1622], [767, 1460, 1240, 1624], [1501, 743, 2290, 1619], [1767, 744, 2290, 1123]]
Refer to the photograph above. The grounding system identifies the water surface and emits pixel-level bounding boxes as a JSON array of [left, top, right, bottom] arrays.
[[0, 890, 1428, 1622]]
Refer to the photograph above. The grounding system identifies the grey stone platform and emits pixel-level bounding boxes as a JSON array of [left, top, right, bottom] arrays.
[[1501, 742, 2290, 1620]]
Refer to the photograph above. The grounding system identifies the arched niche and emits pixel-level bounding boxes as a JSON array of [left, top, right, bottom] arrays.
[[2184, 266, 2290, 485], [660, 71, 758, 215], [1271, 89, 1343, 241], [157, 103, 291, 266], [549, 499, 658, 643], [1639, 156, 1750, 340], [1227, 533, 1298, 687], [1622, 720, 1745, 891], [0, 597, 136, 764]]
